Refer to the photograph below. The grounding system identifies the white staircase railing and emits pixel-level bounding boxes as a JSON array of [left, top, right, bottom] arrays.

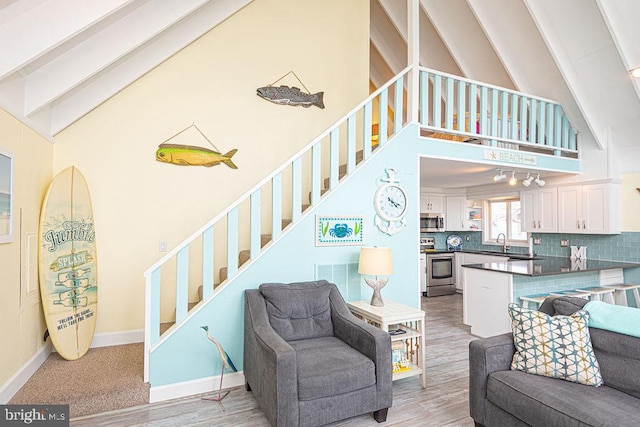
[[142, 65, 581, 383], [142, 65, 413, 381]]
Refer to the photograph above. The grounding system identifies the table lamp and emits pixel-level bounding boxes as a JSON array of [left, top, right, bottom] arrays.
[[358, 246, 393, 307]]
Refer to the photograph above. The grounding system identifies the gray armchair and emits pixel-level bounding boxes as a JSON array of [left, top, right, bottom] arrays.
[[244, 280, 392, 427]]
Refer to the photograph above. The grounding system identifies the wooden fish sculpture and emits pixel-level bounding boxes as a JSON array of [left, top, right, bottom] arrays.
[[156, 144, 238, 169], [256, 85, 325, 109]]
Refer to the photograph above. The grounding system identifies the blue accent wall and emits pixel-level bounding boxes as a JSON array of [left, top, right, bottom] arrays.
[[149, 125, 424, 387]]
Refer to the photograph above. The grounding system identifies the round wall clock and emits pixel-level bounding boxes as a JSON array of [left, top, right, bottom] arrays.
[[374, 168, 408, 235]]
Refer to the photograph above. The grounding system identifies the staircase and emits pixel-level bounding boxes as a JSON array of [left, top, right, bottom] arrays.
[[143, 65, 580, 388]]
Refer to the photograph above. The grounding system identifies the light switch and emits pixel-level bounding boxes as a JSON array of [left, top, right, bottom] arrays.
[[159, 240, 167, 252]]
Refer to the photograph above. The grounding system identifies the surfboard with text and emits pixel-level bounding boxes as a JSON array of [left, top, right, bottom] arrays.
[[39, 166, 98, 360]]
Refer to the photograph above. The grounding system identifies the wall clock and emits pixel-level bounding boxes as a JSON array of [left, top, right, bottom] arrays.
[[374, 167, 407, 235]]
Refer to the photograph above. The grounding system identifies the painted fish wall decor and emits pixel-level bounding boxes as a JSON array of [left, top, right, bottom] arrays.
[[257, 85, 325, 109], [156, 144, 238, 169]]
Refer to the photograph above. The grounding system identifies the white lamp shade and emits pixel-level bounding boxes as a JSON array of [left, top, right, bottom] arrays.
[[358, 246, 393, 276]]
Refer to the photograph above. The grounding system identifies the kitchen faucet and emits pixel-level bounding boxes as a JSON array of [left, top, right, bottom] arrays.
[[496, 233, 510, 253]]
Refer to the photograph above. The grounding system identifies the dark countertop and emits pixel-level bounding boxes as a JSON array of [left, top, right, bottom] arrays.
[[421, 249, 538, 261], [462, 256, 640, 277]]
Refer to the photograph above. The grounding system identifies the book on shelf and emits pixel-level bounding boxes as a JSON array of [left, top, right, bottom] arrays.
[[391, 341, 410, 373]]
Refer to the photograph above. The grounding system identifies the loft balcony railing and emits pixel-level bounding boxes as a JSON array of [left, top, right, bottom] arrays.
[[418, 67, 578, 157]]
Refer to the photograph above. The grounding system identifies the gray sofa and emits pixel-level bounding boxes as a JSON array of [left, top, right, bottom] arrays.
[[469, 297, 640, 427], [244, 280, 392, 427]]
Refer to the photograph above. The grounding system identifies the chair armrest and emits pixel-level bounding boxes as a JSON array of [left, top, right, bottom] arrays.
[[244, 290, 298, 427], [329, 288, 392, 409], [468, 333, 515, 425]]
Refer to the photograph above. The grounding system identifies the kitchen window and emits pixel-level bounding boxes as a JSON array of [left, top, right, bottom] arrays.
[[483, 198, 527, 246]]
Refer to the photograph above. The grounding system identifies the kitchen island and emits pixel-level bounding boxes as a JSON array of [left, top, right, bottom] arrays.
[[462, 256, 640, 337]]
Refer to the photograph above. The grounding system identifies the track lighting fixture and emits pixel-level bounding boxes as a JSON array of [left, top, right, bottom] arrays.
[[490, 170, 545, 187], [522, 173, 534, 187], [493, 169, 507, 182]]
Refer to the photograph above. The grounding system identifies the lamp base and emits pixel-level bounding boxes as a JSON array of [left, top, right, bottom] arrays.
[[364, 278, 388, 307]]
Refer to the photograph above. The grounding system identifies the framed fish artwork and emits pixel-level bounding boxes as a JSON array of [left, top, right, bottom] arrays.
[[257, 71, 325, 109], [315, 215, 364, 246], [155, 124, 238, 169]]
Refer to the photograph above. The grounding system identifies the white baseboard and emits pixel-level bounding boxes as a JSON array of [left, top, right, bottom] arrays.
[[90, 329, 144, 348], [149, 371, 245, 403], [0, 342, 51, 404]]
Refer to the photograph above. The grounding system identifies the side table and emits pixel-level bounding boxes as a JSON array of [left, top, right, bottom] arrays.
[[347, 300, 426, 388]]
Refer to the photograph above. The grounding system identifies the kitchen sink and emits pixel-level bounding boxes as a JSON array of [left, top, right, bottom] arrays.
[[470, 250, 543, 261]]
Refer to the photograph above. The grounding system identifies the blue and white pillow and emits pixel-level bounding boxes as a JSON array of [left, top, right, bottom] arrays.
[[508, 303, 603, 387]]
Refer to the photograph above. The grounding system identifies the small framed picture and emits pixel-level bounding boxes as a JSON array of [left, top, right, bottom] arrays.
[[0, 147, 13, 244], [315, 215, 364, 246]]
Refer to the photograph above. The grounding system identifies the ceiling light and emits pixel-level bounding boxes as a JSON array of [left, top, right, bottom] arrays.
[[493, 169, 506, 182], [508, 171, 518, 186], [630, 67, 640, 78], [522, 173, 534, 187], [534, 174, 545, 187]]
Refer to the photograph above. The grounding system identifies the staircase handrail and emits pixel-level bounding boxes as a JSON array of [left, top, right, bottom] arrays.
[[143, 64, 413, 279]]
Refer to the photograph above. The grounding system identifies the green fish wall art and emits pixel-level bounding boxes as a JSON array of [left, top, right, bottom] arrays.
[[156, 144, 238, 169], [155, 124, 238, 169]]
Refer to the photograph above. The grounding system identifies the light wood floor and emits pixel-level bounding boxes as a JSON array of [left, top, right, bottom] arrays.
[[71, 293, 476, 427]]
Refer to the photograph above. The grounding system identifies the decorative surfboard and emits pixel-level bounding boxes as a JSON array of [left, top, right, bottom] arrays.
[[39, 166, 97, 360]]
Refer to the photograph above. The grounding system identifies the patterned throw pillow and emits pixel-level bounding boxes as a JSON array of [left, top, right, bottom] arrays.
[[508, 303, 603, 387]]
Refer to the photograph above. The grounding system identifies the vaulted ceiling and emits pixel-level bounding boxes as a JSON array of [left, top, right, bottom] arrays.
[[372, 0, 640, 175], [1, 0, 639, 176]]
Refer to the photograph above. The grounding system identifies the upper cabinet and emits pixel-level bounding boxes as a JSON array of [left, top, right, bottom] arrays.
[[521, 188, 557, 233], [445, 196, 466, 231], [421, 193, 444, 214], [557, 184, 620, 234], [446, 197, 482, 231]]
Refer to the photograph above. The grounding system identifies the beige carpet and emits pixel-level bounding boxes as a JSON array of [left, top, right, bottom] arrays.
[[10, 343, 149, 418]]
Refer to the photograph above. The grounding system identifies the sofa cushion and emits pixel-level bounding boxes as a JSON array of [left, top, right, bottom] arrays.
[[591, 328, 640, 399], [487, 370, 640, 427], [553, 296, 588, 315], [260, 280, 334, 342], [508, 303, 602, 386], [290, 336, 376, 401]]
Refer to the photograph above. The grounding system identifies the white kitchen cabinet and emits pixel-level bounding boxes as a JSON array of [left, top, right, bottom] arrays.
[[521, 188, 557, 233], [557, 183, 620, 234], [463, 268, 513, 337], [446, 196, 466, 231], [420, 254, 427, 293], [456, 253, 508, 295], [455, 253, 464, 292], [420, 193, 444, 213], [446, 197, 481, 231]]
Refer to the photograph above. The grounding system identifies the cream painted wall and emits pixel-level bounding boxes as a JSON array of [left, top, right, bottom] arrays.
[[0, 108, 53, 387], [622, 173, 640, 232], [53, 0, 370, 333]]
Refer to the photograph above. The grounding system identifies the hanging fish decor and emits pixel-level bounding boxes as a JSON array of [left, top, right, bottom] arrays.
[[257, 71, 325, 109], [155, 124, 238, 169]]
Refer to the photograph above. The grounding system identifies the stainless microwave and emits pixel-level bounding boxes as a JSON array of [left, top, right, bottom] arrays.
[[420, 213, 445, 232]]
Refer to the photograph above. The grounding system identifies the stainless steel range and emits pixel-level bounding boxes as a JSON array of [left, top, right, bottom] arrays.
[[423, 252, 456, 297]]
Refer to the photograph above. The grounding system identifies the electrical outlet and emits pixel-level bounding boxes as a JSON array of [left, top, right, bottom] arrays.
[[533, 237, 542, 245], [560, 239, 569, 247], [159, 240, 167, 252], [465, 236, 471, 242]]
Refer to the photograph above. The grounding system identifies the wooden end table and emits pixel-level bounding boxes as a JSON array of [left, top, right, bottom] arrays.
[[347, 300, 426, 388]]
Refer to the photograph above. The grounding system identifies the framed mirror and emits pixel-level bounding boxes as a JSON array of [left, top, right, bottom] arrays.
[[0, 147, 13, 244]]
